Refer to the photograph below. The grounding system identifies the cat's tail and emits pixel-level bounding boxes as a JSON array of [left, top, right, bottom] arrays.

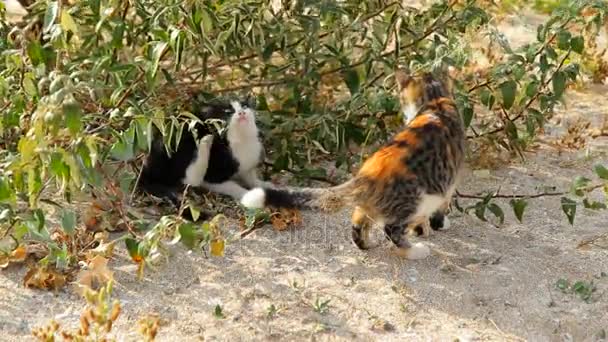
[[240, 179, 357, 212]]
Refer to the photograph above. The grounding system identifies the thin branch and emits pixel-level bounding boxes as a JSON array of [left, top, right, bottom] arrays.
[[263, 161, 338, 185], [216, 79, 293, 93], [456, 183, 604, 200]]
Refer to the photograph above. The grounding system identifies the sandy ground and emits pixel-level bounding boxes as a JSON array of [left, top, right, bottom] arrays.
[[2, 5, 608, 342]]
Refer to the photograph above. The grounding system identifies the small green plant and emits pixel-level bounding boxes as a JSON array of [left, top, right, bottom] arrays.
[[556, 278, 597, 303], [213, 304, 225, 319], [313, 298, 331, 315], [266, 304, 279, 319]]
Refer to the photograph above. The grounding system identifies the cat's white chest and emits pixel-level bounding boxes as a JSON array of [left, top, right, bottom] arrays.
[[231, 139, 262, 172], [403, 104, 418, 124]]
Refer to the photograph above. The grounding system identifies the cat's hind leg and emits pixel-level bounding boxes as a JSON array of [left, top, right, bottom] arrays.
[[385, 219, 430, 260], [351, 207, 375, 250], [238, 169, 274, 189], [203, 180, 249, 201]]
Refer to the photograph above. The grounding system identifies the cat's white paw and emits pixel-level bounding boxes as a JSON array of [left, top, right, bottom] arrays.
[[199, 134, 214, 147], [405, 243, 431, 260], [441, 216, 451, 230], [241, 188, 266, 208]]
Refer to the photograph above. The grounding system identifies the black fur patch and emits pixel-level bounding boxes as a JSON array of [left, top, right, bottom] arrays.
[[429, 211, 445, 230], [264, 188, 311, 208]]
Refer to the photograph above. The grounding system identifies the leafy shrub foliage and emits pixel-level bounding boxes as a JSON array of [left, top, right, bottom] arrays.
[[1, 0, 607, 274]]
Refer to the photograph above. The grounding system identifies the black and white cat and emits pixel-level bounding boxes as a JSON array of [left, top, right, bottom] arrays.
[[136, 97, 268, 217]]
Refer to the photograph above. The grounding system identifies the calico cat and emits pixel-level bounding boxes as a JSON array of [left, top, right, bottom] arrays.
[[136, 97, 268, 218], [240, 69, 465, 259]]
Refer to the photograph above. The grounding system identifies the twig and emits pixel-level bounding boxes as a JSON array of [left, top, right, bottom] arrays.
[[263, 161, 338, 185], [456, 183, 604, 200], [239, 224, 262, 239], [468, 81, 492, 93], [577, 233, 608, 249]]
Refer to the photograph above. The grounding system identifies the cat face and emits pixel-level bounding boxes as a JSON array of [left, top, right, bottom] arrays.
[[228, 100, 256, 129], [395, 69, 453, 123]]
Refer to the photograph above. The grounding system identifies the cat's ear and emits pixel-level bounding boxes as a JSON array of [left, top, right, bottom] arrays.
[[243, 94, 256, 109], [394, 68, 411, 90]]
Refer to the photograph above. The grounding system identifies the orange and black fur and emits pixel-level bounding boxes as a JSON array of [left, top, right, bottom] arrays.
[[241, 69, 465, 259]]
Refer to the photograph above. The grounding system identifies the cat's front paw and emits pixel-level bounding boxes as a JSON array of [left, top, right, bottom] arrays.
[[393, 242, 430, 260], [199, 134, 214, 147]]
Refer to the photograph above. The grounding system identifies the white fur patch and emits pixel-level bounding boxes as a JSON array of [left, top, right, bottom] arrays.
[[414, 193, 446, 219], [441, 216, 451, 230], [226, 102, 263, 175], [183, 135, 213, 186], [406, 243, 431, 260], [402, 103, 419, 124], [241, 188, 266, 208], [5, 0, 28, 22], [203, 180, 248, 200]]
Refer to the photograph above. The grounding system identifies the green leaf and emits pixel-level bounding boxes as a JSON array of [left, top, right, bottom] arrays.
[[63, 101, 83, 135], [0, 177, 12, 202], [480, 89, 495, 109], [487, 203, 504, 224], [462, 105, 474, 128], [60, 209, 76, 236], [593, 164, 608, 180], [561, 197, 577, 225], [556, 30, 571, 50], [27, 41, 45, 66], [43, 1, 59, 33], [571, 176, 591, 196], [125, 238, 143, 262], [178, 223, 197, 249], [342, 68, 360, 95], [474, 202, 487, 222], [149, 42, 168, 80], [552, 71, 567, 98], [509, 199, 527, 223], [60, 9, 79, 33], [499, 80, 517, 109], [525, 80, 539, 98], [570, 36, 584, 54], [188, 205, 201, 222], [582, 198, 606, 210], [556, 278, 569, 291]]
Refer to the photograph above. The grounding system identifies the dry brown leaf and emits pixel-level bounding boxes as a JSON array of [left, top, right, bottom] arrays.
[[271, 208, 303, 231], [0, 246, 30, 269], [24, 266, 67, 291], [11, 245, 27, 261], [74, 255, 114, 295], [270, 215, 288, 231], [86, 241, 116, 259]]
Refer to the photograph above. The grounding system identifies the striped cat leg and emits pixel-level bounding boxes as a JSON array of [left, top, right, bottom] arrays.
[[351, 207, 373, 250], [385, 220, 430, 260]]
